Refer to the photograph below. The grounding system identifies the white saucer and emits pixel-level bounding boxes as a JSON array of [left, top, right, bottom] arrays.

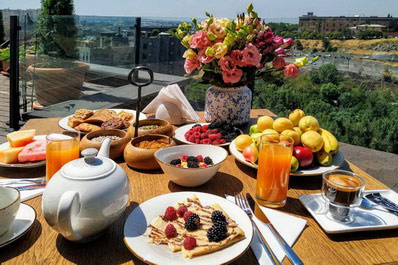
[[299, 189, 398, 234], [0, 203, 36, 248]]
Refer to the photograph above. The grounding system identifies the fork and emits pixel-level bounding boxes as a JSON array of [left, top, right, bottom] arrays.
[[234, 192, 281, 265]]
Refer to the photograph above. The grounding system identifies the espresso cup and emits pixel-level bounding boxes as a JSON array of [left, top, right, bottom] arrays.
[[322, 170, 365, 222], [0, 187, 21, 236]]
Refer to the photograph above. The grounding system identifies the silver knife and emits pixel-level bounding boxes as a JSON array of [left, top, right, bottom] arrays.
[[246, 193, 304, 265]]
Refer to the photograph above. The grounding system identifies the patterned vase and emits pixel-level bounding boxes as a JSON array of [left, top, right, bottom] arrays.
[[204, 85, 252, 126]]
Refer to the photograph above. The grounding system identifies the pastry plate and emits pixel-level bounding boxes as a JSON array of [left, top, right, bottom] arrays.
[[0, 203, 36, 248], [174, 123, 241, 147], [58, 109, 147, 133], [123, 192, 253, 265], [229, 139, 344, 176], [299, 189, 398, 234], [0, 135, 47, 168]]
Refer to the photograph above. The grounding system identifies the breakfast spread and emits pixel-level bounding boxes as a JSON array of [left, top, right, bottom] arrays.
[[67, 109, 134, 133], [184, 121, 241, 145], [0, 130, 46, 164], [147, 195, 245, 259], [170, 155, 214, 168]]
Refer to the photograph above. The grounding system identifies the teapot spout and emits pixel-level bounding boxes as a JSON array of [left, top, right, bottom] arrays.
[[98, 138, 111, 158]]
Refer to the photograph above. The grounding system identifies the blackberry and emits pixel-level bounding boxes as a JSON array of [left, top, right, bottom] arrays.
[[207, 225, 227, 242], [170, 159, 181, 165], [211, 210, 226, 223], [187, 156, 199, 163], [185, 214, 200, 230], [187, 161, 199, 168], [203, 156, 213, 165], [213, 220, 228, 233]]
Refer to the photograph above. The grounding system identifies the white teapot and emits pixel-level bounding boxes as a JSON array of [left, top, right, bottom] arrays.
[[42, 138, 130, 242]]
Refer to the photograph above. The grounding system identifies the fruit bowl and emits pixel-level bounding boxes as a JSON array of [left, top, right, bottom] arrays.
[[124, 134, 176, 170], [154, 145, 228, 187]]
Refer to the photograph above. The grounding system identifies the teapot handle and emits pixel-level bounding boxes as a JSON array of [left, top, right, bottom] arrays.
[[57, 191, 82, 241]]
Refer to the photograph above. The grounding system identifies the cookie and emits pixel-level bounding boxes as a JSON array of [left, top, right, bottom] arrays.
[[101, 117, 123, 130], [74, 123, 101, 133]]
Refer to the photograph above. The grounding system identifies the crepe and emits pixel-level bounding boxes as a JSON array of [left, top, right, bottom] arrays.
[[147, 195, 245, 259]]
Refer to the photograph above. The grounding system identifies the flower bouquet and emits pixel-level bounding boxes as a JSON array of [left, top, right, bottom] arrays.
[[173, 4, 313, 125]]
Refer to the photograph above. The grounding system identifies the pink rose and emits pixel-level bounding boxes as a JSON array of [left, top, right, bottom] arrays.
[[242, 43, 262, 67], [272, 56, 286, 70], [184, 57, 201, 74], [189, 30, 211, 49], [218, 56, 236, 72], [198, 49, 214, 64], [274, 47, 285, 55], [283, 38, 294, 47], [283, 63, 299, 78], [272, 37, 283, 48], [230, 50, 246, 67], [222, 68, 243, 84]]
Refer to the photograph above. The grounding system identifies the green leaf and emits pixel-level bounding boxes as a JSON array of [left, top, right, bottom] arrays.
[[247, 3, 253, 14]]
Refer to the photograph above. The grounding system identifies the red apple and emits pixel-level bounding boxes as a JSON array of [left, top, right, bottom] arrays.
[[293, 146, 313, 168]]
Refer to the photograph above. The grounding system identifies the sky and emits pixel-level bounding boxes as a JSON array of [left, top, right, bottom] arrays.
[[1, 0, 398, 19]]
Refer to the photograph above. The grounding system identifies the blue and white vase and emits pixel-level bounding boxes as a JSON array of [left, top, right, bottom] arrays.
[[204, 85, 252, 126]]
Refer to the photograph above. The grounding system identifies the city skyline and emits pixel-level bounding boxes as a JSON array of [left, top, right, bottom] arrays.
[[1, 0, 398, 19]]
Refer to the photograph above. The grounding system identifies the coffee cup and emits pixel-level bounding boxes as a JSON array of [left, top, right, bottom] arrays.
[[322, 170, 365, 223], [0, 187, 21, 236]]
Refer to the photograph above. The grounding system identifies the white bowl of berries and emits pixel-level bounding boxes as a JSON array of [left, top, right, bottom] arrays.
[[154, 145, 228, 187]]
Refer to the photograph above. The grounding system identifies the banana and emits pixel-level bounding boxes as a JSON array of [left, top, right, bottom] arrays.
[[316, 149, 333, 166], [319, 128, 339, 154]]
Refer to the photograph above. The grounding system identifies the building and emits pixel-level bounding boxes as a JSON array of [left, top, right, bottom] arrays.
[[299, 12, 398, 33], [348, 24, 387, 33]]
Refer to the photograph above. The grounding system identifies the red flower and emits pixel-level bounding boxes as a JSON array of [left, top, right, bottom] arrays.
[[189, 30, 211, 49], [230, 50, 246, 67], [272, 56, 286, 70], [283, 64, 299, 78]]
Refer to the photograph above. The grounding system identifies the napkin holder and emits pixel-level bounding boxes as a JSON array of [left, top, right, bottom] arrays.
[[155, 102, 186, 125]]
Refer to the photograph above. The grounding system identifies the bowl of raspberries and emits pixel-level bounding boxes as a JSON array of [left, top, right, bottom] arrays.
[[174, 121, 242, 146], [154, 145, 228, 187]]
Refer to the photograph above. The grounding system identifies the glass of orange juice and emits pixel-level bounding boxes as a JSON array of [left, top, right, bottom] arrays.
[[256, 133, 294, 208], [46, 131, 80, 182]]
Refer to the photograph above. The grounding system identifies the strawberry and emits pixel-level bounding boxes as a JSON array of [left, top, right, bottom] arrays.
[[183, 236, 197, 250], [165, 224, 177, 239], [177, 205, 188, 217], [181, 155, 188, 162], [200, 164, 208, 168], [164, 206, 177, 221], [197, 155, 203, 162]]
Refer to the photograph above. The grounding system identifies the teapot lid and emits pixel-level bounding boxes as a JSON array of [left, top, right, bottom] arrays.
[[61, 148, 116, 180]]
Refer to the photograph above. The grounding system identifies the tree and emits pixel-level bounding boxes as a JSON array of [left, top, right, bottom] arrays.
[[0, 11, 4, 44], [151, 29, 160, 37], [294, 39, 303, 50], [36, 0, 77, 60], [310, 63, 341, 85]]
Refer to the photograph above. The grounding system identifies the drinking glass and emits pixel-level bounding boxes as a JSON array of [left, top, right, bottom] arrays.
[[46, 131, 80, 182], [322, 170, 365, 223], [256, 133, 294, 208]]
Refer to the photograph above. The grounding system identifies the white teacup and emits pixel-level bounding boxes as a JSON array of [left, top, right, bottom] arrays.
[[0, 187, 21, 236]]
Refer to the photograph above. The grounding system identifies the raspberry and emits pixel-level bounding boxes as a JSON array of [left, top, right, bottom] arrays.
[[194, 132, 201, 138], [211, 210, 226, 223], [188, 136, 195, 143], [183, 236, 197, 250], [209, 134, 217, 141], [219, 139, 226, 144], [181, 155, 188, 162], [200, 133, 207, 139], [185, 214, 200, 230], [164, 206, 177, 221], [177, 205, 188, 217], [165, 224, 177, 239], [215, 133, 222, 139], [183, 211, 194, 221], [202, 125, 209, 131], [196, 155, 203, 162], [176, 164, 182, 168], [195, 139, 200, 144], [212, 140, 220, 145], [200, 164, 208, 168], [204, 157, 214, 165], [193, 126, 201, 132], [203, 139, 211, 145]]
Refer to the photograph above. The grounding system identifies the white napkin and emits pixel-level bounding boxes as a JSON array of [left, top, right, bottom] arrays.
[[142, 84, 200, 123], [226, 195, 306, 264], [0, 179, 44, 202]]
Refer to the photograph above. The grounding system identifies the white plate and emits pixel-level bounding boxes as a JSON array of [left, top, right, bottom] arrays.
[[58, 109, 147, 133], [0, 135, 47, 168], [174, 123, 238, 147], [123, 192, 253, 265], [0, 203, 36, 248], [229, 139, 344, 176], [299, 189, 398, 234]]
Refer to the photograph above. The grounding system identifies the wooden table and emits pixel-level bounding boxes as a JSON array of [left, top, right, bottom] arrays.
[[1, 109, 398, 265]]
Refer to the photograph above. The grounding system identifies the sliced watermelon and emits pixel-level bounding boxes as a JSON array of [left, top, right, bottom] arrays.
[[18, 140, 47, 162]]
